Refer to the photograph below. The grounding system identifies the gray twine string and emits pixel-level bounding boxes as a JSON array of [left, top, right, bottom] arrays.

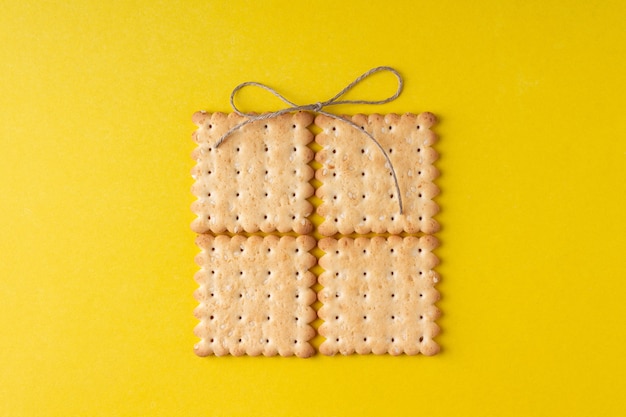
[[215, 66, 405, 214]]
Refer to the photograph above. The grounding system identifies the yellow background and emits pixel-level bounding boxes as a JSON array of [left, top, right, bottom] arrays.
[[2, 1, 625, 416]]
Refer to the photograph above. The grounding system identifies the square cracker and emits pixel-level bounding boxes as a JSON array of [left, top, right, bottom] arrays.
[[315, 113, 439, 236], [191, 111, 315, 235], [193, 234, 317, 358], [318, 236, 441, 356]]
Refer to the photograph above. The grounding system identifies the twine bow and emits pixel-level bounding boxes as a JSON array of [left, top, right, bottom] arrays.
[[215, 66, 405, 214]]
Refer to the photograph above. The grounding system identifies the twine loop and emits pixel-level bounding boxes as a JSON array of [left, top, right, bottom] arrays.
[[215, 66, 405, 214]]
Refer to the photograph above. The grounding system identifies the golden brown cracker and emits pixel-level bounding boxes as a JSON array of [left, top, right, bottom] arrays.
[[315, 113, 439, 236], [191, 111, 315, 235], [318, 236, 441, 356], [193, 234, 317, 357]]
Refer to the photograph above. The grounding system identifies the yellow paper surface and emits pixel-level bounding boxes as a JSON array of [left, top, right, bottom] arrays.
[[1, 1, 625, 416]]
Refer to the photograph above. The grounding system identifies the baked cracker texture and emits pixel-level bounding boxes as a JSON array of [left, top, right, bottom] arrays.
[[194, 235, 317, 358], [318, 236, 441, 356], [315, 112, 440, 236], [191, 111, 315, 235]]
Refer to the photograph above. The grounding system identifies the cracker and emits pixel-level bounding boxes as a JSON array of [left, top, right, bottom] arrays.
[[315, 113, 439, 235], [191, 111, 315, 234], [318, 236, 441, 356], [193, 234, 317, 357]]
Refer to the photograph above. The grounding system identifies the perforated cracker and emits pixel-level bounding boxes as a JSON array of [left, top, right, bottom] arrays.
[[193, 234, 317, 357], [318, 236, 441, 356], [191, 111, 315, 234], [315, 113, 439, 236]]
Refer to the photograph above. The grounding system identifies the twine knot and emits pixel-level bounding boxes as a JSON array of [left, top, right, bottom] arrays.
[[214, 66, 405, 214]]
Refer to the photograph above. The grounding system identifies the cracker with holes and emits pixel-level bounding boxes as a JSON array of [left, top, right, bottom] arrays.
[[191, 111, 315, 234], [318, 236, 441, 356], [193, 235, 317, 357], [315, 113, 439, 235]]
